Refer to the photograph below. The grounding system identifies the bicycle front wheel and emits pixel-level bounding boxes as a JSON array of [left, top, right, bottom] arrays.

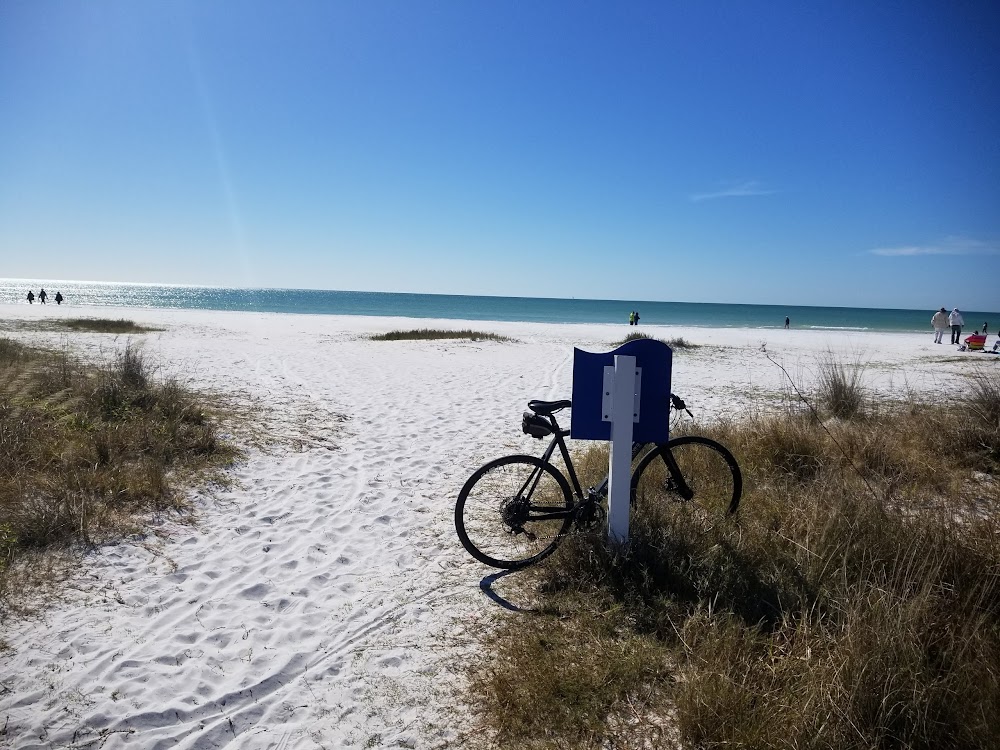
[[631, 436, 743, 516], [455, 455, 574, 569]]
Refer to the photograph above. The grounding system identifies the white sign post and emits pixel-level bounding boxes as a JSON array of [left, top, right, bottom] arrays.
[[602, 354, 640, 544]]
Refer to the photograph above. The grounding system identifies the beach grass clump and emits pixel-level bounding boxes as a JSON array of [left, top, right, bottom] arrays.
[[617, 331, 699, 349], [816, 353, 867, 420], [62, 318, 161, 333], [665, 336, 697, 349], [464, 363, 1000, 749], [0, 338, 238, 607], [966, 365, 1000, 429], [0, 318, 162, 335], [618, 331, 656, 345], [370, 328, 514, 342]]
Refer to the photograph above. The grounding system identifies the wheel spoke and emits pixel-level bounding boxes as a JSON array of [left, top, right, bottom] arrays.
[[456, 456, 572, 568], [632, 437, 742, 518]]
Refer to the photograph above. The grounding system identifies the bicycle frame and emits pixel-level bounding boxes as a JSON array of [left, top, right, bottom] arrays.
[[514, 421, 584, 523], [520, 410, 696, 521], [519, 414, 694, 521]]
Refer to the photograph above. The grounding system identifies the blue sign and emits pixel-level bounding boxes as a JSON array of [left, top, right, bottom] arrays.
[[570, 338, 672, 443]]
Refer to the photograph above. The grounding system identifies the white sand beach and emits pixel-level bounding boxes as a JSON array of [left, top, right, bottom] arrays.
[[1, 304, 995, 749]]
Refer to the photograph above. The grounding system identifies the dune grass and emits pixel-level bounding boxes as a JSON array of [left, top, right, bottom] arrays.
[[371, 328, 514, 342], [816, 352, 868, 420], [61, 318, 162, 333], [462, 366, 1000, 749], [0, 318, 162, 334], [0, 338, 238, 611], [617, 331, 699, 349]]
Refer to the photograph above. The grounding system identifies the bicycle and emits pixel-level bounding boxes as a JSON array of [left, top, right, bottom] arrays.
[[454, 395, 743, 569]]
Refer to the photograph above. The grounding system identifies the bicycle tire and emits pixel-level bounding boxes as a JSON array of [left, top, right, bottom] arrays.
[[631, 435, 743, 516], [455, 454, 574, 569]]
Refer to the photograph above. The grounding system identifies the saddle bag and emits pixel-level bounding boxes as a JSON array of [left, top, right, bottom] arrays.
[[522, 411, 552, 439]]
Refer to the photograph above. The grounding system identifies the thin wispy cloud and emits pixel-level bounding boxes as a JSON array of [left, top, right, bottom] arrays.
[[869, 236, 1000, 257], [690, 180, 777, 202]]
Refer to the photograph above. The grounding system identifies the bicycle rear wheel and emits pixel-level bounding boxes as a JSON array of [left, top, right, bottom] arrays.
[[455, 455, 574, 569], [631, 436, 743, 516]]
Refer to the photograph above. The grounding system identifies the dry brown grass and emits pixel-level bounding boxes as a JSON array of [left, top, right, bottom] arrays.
[[0, 337, 239, 611], [463, 366, 1000, 749], [617, 331, 699, 349], [371, 328, 514, 342], [0, 317, 162, 334], [61, 318, 162, 333]]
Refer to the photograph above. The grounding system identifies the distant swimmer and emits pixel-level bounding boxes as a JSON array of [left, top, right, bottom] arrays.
[[55, 291, 63, 305], [26, 290, 34, 304], [784, 316, 790, 329], [38, 288, 47, 304]]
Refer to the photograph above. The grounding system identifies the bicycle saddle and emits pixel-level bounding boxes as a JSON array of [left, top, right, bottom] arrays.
[[527, 399, 572, 415]]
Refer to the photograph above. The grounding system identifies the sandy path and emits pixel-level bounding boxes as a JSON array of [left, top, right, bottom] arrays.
[[0, 306, 991, 748]]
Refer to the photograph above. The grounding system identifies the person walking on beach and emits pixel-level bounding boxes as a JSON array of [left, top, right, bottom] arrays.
[[38, 288, 47, 304], [932, 307, 949, 344], [784, 316, 790, 329], [983, 321, 988, 335], [54, 291, 63, 305], [948, 308, 964, 344], [26, 290, 34, 304]]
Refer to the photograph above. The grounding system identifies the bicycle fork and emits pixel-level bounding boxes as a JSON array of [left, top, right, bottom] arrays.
[[659, 449, 695, 502]]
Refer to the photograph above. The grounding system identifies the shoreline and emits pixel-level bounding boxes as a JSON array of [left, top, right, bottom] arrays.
[[0, 300, 990, 335], [4, 283, 997, 333]]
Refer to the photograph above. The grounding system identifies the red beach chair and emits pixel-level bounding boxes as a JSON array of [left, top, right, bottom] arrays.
[[964, 334, 987, 351]]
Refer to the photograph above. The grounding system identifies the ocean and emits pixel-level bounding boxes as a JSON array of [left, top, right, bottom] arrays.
[[2, 279, 996, 334]]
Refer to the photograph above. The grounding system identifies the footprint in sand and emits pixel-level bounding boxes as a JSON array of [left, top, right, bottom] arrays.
[[239, 583, 272, 600]]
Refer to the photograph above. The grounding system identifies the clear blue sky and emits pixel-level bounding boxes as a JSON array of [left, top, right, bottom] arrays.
[[2, 1, 998, 310]]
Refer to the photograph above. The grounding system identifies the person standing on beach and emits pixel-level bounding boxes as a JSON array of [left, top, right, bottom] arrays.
[[38, 288, 47, 304], [932, 307, 949, 344], [634, 310, 640, 326], [948, 308, 964, 344], [784, 316, 790, 329], [26, 290, 34, 304], [628, 311, 635, 326], [55, 291, 63, 305], [983, 321, 988, 335]]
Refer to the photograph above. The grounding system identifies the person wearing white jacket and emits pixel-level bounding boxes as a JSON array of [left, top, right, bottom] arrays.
[[932, 307, 949, 344], [948, 308, 965, 344]]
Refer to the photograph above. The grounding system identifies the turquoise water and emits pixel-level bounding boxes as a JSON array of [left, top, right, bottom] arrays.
[[3, 279, 997, 333]]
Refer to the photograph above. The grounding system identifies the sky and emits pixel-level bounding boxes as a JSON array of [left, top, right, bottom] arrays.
[[1, 1, 998, 311]]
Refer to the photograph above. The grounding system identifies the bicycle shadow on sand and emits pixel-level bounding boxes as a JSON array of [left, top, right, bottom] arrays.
[[479, 570, 538, 613]]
